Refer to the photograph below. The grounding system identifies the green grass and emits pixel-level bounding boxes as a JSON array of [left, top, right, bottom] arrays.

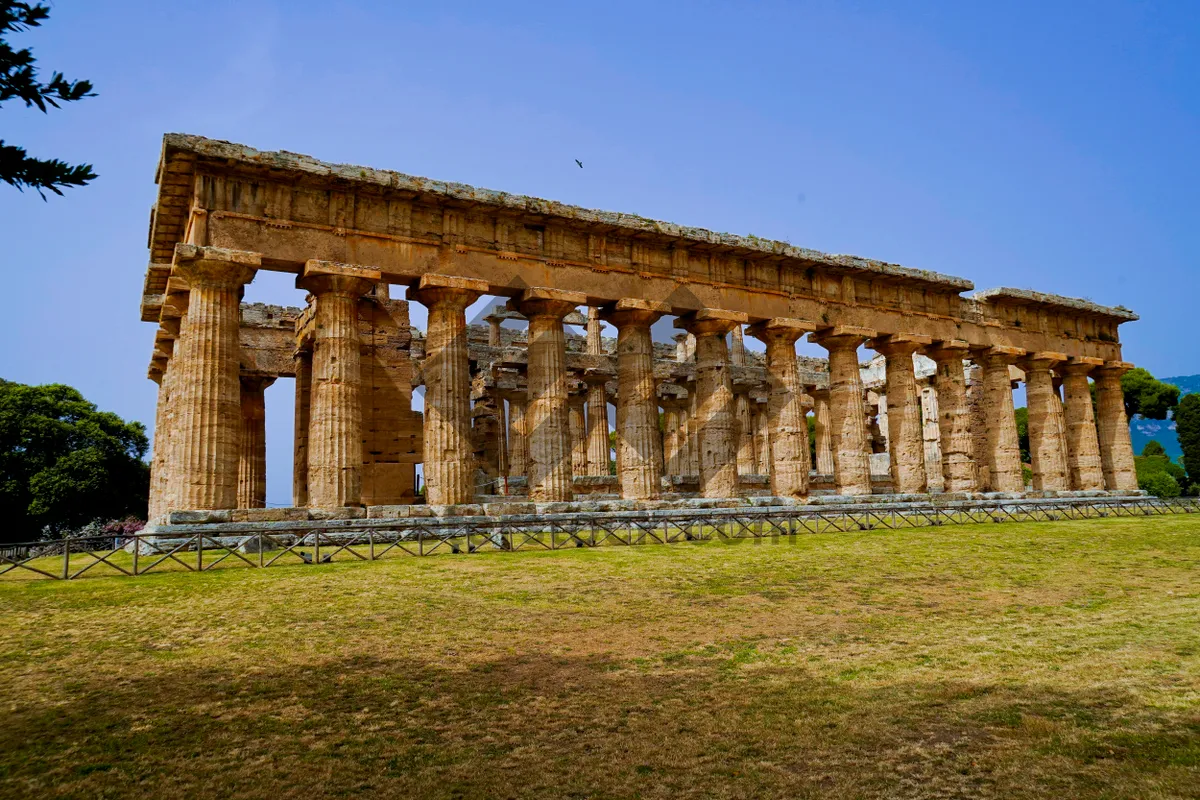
[[1, 516, 1198, 798]]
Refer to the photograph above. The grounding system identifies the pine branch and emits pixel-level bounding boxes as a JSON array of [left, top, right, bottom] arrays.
[[0, 140, 96, 199]]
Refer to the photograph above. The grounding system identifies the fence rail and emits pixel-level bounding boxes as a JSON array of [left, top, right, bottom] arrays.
[[2, 496, 1197, 582]]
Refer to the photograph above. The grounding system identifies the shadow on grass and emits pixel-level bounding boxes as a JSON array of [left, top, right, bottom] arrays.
[[1, 651, 1196, 800]]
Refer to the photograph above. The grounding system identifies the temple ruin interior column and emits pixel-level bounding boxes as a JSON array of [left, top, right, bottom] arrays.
[[408, 274, 488, 506], [965, 362, 991, 491], [502, 389, 528, 479], [513, 287, 586, 502], [869, 334, 931, 494], [748, 318, 815, 498], [1061, 359, 1106, 491], [1021, 353, 1070, 492], [584, 370, 612, 477], [659, 393, 688, 478], [568, 384, 589, 476], [920, 382, 944, 492], [292, 348, 312, 507], [979, 347, 1025, 493], [601, 299, 670, 500], [926, 341, 977, 493], [299, 260, 381, 508], [1095, 362, 1138, 491], [812, 327, 875, 495], [169, 244, 259, 510], [753, 398, 771, 476], [735, 390, 757, 475], [811, 387, 835, 476], [236, 375, 274, 508], [678, 309, 748, 498]]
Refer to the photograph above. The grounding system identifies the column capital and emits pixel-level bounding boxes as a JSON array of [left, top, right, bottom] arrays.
[[239, 374, 277, 393], [746, 317, 818, 344], [582, 365, 615, 386], [407, 273, 488, 309], [674, 308, 748, 337], [809, 325, 876, 350], [171, 244, 259, 289], [509, 287, 586, 320], [599, 298, 670, 329], [1095, 360, 1135, 379], [1017, 351, 1068, 371], [1062, 356, 1105, 376], [925, 339, 971, 362], [972, 345, 1026, 366], [298, 259, 381, 297], [867, 332, 933, 356]]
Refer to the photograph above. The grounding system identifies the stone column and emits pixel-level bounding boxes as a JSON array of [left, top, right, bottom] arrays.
[[586, 306, 604, 355], [730, 324, 747, 365], [569, 385, 589, 476], [169, 245, 260, 510], [487, 317, 502, 348], [408, 273, 488, 506], [236, 376, 274, 508], [1095, 362, 1138, 491], [677, 309, 748, 498], [513, 288, 586, 502], [1021, 353, 1070, 492], [979, 347, 1025, 493], [811, 327, 875, 495], [965, 362, 991, 491], [748, 318, 815, 498], [685, 379, 701, 476], [584, 372, 611, 476], [735, 391, 757, 475], [869, 334, 931, 494], [811, 388, 835, 476], [147, 351, 175, 520], [1062, 359, 1105, 491], [503, 391, 528, 479], [660, 396, 687, 477], [925, 342, 977, 493], [601, 299, 670, 500], [298, 260, 380, 508], [753, 399, 771, 475], [292, 349, 312, 507]]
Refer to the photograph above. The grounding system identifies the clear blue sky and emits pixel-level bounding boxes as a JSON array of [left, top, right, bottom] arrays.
[[2, 1, 1196, 506]]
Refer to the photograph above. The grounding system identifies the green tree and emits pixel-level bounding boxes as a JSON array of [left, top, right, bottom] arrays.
[[1014, 407, 1030, 464], [0, 380, 148, 542], [1120, 368, 1179, 420], [1, 2, 97, 197], [1176, 393, 1200, 488], [1141, 440, 1166, 457]]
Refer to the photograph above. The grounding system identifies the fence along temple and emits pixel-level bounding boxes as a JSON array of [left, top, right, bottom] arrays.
[[141, 134, 1141, 526]]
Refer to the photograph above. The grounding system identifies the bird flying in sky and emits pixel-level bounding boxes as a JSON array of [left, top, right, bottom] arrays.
[[575, 159, 583, 168]]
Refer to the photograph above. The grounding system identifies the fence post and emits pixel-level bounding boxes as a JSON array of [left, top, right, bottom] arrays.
[[314, 531, 321, 565], [369, 531, 375, 561], [61, 538, 69, 580], [196, 534, 203, 571], [132, 535, 139, 576]]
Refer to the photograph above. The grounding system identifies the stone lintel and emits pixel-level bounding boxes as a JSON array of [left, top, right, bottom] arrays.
[[174, 243, 262, 270]]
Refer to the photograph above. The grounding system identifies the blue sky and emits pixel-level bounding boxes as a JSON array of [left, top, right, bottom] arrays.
[[2, 1, 1196, 506]]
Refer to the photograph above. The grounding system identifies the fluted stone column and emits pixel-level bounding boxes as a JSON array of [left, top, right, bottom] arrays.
[[660, 397, 687, 477], [685, 380, 701, 476], [811, 388, 835, 476], [748, 318, 815, 498], [1021, 354, 1070, 492], [979, 348, 1025, 493], [236, 376, 274, 508], [569, 388, 589, 476], [1062, 360, 1105, 491], [753, 400, 771, 475], [584, 373, 611, 476], [488, 317, 502, 348], [147, 350, 175, 520], [586, 306, 604, 355], [926, 342, 977, 493], [812, 327, 874, 495], [965, 362, 991, 491], [502, 391, 528, 479], [293, 349, 312, 507], [735, 392, 756, 475], [408, 273, 488, 506], [677, 309, 748, 498], [169, 245, 259, 510], [1095, 362, 1138, 491], [870, 334, 931, 494], [513, 288, 586, 502], [298, 260, 380, 508], [601, 299, 669, 500]]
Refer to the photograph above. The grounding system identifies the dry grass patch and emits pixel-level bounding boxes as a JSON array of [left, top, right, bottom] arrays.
[[0, 516, 1198, 798]]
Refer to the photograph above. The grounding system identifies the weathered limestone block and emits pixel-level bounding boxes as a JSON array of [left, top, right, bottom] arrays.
[[811, 388, 835, 476], [753, 399, 771, 476], [584, 373, 612, 476], [292, 349, 312, 507], [1062, 359, 1105, 491], [870, 334, 931, 494], [926, 341, 977, 493], [408, 273, 488, 505], [170, 244, 260, 510], [677, 309, 748, 498], [980, 347, 1025, 493], [1095, 362, 1138, 491], [1021, 353, 1070, 492], [512, 287, 587, 502], [812, 327, 874, 496], [965, 362, 991, 491], [601, 299, 670, 500], [500, 389, 528, 479], [748, 318, 816, 498], [568, 387, 589, 476], [236, 376, 274, 508], [920, 383, 944, 492], [735, 391, 756, 475]]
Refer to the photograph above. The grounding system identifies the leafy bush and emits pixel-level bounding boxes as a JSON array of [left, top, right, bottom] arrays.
[[1135, 454, 1187, 486], [1140, 472, 1181, 498], [1141, 440, 1166, 457]]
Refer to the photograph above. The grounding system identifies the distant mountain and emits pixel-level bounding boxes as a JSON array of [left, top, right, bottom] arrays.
[[1128, 374, 1197, 460]]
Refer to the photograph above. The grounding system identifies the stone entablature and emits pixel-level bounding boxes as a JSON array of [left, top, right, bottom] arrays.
[[141, 134, 1142, 519]]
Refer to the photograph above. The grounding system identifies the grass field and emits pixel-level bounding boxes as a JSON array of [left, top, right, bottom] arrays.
[[1, 516, 1197, 799]]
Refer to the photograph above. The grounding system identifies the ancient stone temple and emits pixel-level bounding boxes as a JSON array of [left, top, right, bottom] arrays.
[[141, 134, 1141, 524]]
